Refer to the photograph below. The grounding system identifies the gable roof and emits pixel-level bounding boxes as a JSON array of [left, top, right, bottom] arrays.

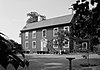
[[21, 14, 74, 32]]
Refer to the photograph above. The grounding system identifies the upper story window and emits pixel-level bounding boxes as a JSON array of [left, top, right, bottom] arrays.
[[64, 26, 70, 32], [32, 31, 36, 39], [42, 29, 47, 38], [63, 38, 69, 48], [25, 41, 29, 49], [53, 28, 58, 37], [53, 39, 58, 48], [25, 32, 29, 39], [32, 41, 36, 48]]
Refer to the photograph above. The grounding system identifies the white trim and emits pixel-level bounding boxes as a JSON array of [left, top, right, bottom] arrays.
[[63, 38, 69, 48], [53, 27, 58, 37], [32, 41, 36, 48], [25, 32, 29, 39], [40, 38, 47, 51], [82, 42, 87, 49], [32, 31, 36, 39], [42, 29, 47, 38], [25, 41, 29, 49], [63, 26, 70, 32], [63, 41, 69, 48], [53, 39, 58, 48]]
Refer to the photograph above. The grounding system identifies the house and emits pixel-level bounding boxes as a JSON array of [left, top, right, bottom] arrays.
[[20, 13, 78, 53]]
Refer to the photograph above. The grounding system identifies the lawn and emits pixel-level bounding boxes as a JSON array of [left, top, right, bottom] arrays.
[[0, 54, 100, 70]]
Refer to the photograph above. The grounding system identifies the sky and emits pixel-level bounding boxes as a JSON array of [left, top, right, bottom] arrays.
[[0, 0, 80, 43]]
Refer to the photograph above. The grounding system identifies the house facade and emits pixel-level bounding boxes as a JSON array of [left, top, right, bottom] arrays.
[[20, 14, 76, 53]]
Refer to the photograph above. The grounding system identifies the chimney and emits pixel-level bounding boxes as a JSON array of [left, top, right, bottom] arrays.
[[38, 14, 46, 21]]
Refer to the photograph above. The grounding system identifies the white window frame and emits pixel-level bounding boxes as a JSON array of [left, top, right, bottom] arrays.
[[42, 29, 47, 38], [32, 31, 36, 39], [53, 39, 58, 48], [25, 41, 29, 49], [25, 32, 29, 39], [64, 26, 70, 32], [82, 42, 87, 49], [63, 39, 69, 48], [32, 41, 36, 48], [53, 27, 58, 37]]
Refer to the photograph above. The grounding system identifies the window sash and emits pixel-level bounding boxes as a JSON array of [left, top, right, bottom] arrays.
[[25, 41, 29, 49], [82, 42, 87, 49], [53, 39, 58, 48], [64, 26, 69, 32], [53, 28, 58, 37], [32, 41, 36, 48], [63, 40, 69, 48], [32, 31, 36, 39], [63, 38, 69, 48], [42, 29, 47, 37], [25, 32, 28, 39]]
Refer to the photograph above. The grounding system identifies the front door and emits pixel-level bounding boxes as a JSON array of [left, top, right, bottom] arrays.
[[40, 38, 47, 51], [41, 41, 43, 51]]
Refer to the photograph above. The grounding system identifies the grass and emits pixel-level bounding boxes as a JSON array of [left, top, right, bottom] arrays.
[[0, 55, 100, 70]]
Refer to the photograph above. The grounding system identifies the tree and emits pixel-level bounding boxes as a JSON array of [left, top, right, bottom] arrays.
[[70, 0, 100, 66], [71, 0, 100, 50], [0, 32, 29, 70], [26, 12, 38, 23], [56, 29, 69, 50]]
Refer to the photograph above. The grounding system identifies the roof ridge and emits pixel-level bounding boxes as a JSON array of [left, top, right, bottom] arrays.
[[26, 14, 73, 25], [21, 14, 74, 31]]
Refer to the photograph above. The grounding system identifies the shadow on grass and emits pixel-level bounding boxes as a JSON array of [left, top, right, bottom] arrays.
[[0, 58, 100, 70]]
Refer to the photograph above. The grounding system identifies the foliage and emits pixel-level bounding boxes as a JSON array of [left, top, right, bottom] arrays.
[[56, 29, 69, 50], [26, 12, 38, 23], [71, 0, 100, 46], [0, 32, 29, 70], [26, 12, 46, 23]]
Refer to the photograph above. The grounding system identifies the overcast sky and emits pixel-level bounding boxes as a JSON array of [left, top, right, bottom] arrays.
[[0, 0, 79, 43]]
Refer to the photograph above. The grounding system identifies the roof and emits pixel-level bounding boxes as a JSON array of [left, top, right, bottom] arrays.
[[21, 14, 74, 31]]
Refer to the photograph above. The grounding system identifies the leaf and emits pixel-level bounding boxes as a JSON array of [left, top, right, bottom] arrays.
[[9, 54, 25, 68], [24, 59, 29, 67], [0, 58, 9, 69], [10, 59, 19, 70], [19, 60, 25, 68], [0, 62, 9, 69], [9, 53, 25, 68], [0, 31, 28, 70]]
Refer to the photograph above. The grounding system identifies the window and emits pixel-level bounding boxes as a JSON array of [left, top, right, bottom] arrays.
[[32, 31, 36, 39], [63, 38, 69, 48], [42, 29, 47, 37], [43, 41, 46, 48], [53, 28, 58, 37], [82, 42, 87, 49], [25, 41, 29, 49], [32, 41, 36, 48], [25, 32, 28, 39], [53, 39, 58, 48], [64, 26, 69, 32]]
